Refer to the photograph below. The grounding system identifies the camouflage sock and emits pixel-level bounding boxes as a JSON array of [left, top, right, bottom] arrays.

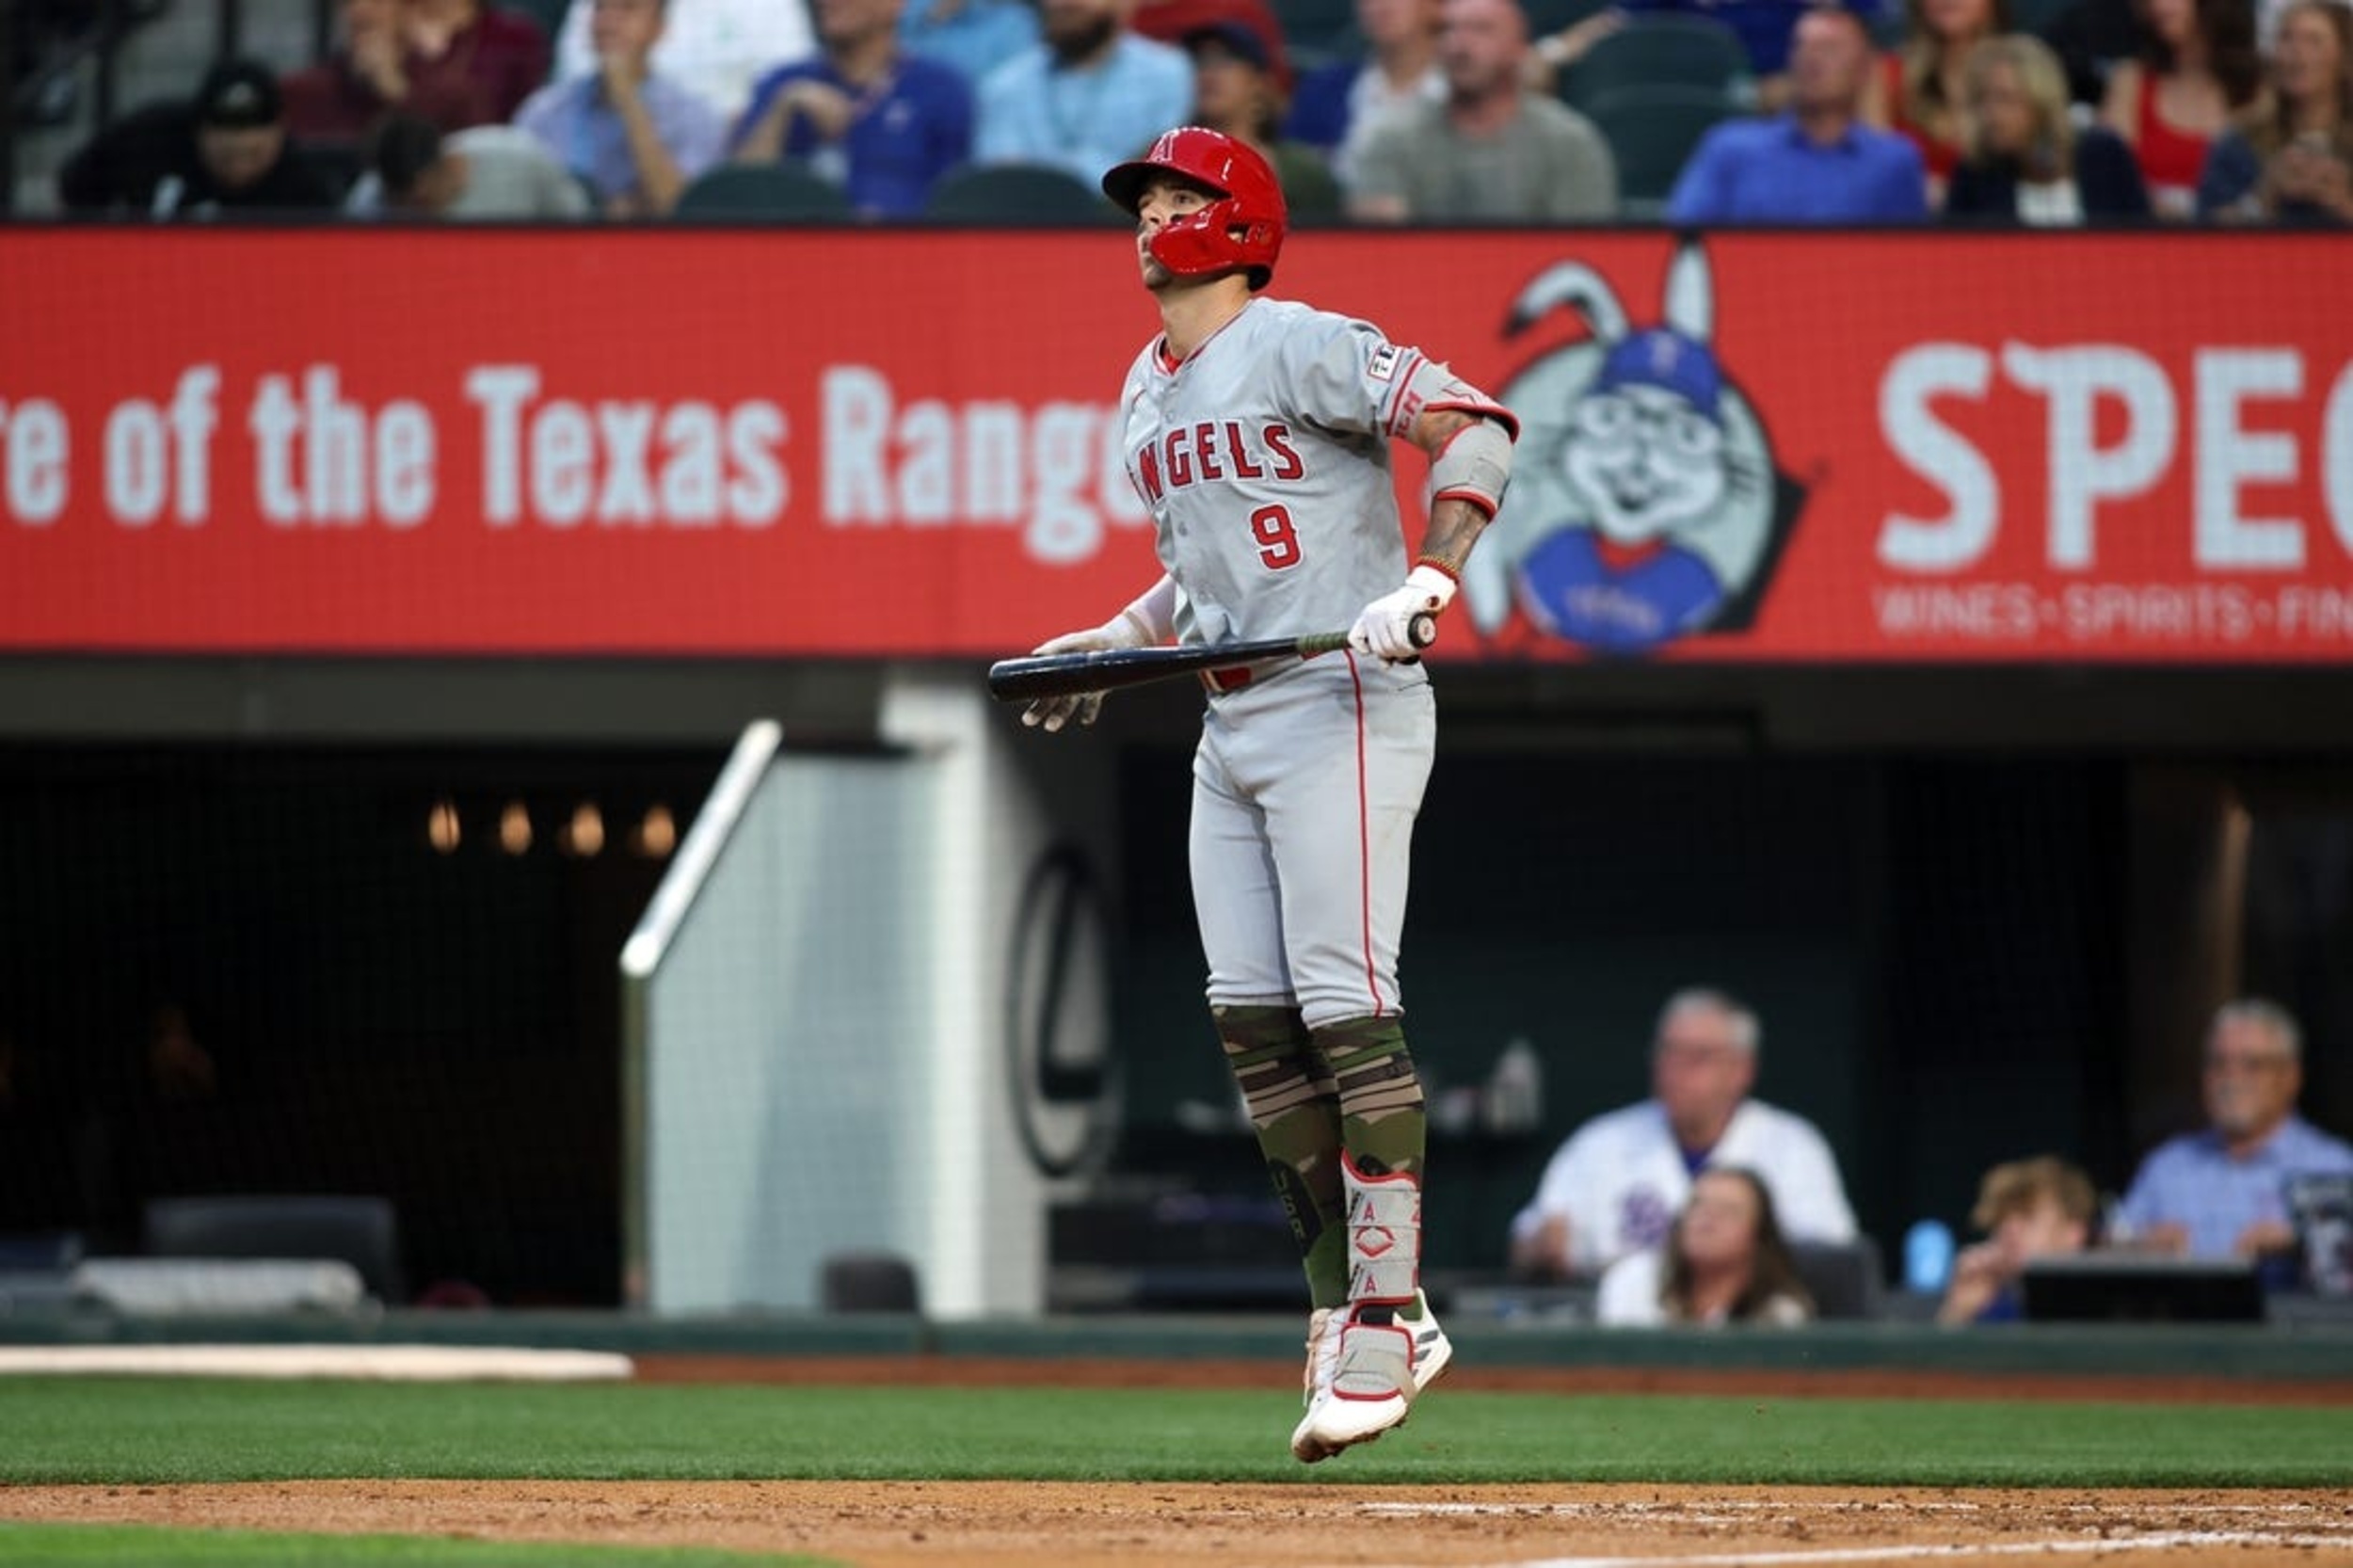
[[1313, 1016, 1429, 1321], [1214, 1003, 1347, 1308]]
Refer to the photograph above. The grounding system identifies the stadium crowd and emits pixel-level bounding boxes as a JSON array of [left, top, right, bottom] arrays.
[[40, 0, 2353, 223], [1508, 989, 2353, 1326]]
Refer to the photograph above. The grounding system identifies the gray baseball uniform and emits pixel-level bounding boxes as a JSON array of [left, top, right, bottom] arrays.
[[1116, 297, 1510, 1028]]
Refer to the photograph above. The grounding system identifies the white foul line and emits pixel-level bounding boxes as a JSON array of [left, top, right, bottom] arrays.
[[1438, 1531, 2353, 1568], [1362, 1500, 2340, 1519]]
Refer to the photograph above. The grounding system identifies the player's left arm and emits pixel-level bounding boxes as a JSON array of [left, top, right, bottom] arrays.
[[1406, 406, 1513, 578], [1349, 394, 1519, 660]]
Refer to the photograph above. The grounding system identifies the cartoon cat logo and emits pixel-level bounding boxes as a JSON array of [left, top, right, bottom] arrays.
[[1464, 241, 1806, 656]]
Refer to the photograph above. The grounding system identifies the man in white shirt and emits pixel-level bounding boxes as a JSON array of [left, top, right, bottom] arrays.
[[1509, 985, 1857, 1280]]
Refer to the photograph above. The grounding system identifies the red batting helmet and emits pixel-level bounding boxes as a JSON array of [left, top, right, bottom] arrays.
[[1100, 126, 1287, 291]]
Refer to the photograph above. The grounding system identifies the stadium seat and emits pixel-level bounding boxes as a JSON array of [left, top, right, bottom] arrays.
[[922, 163, 1123, 224], [142, 1193, 407, 1305], [820, 1251, 922, 1313], [2008, 0, 2076, 36], [1581, 83, 1735, 217], [1789, 1236, 1885, 1320], [1524, 0, 1615, 42], [1272, 0, 1361, 60], [674, 164, 856, 221], [497, 0, 573, 47], [1560, 13, 1753, 112]]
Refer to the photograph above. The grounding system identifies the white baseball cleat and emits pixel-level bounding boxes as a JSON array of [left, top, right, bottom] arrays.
[[1407, 1297, 1454, 1395], [1289, 1293, 1451, 1464]]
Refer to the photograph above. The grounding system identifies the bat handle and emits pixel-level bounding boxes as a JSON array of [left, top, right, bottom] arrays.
[[1297, 613, 1440, 660]]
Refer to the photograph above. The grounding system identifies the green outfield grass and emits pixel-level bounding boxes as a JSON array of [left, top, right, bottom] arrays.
[[2, 1377, 2348, 1489]]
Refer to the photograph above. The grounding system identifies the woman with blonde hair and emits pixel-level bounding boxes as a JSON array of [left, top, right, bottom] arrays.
[[1866, 0, 2009, 204], [1946, 34, 2151, 221], [2198, 0, 2353, 222]]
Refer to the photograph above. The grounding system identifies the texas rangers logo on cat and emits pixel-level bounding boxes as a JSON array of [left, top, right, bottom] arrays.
[[1463, 240, 1807, 656]]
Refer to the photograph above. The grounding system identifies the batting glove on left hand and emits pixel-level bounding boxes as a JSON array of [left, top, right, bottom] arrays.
[[1019, 612, 1155, 733], [1348, 565, 1455, 661]]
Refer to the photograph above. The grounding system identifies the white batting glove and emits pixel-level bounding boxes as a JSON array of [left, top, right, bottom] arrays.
[[1347, 565, 1456, 662], [1019, 611, 1155, 732]]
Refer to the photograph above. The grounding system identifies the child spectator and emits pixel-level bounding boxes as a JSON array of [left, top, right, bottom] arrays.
[[1936, 1155, 2098, 1323]]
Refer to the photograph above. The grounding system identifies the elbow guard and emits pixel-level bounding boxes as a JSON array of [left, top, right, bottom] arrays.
[[1428, 416, 1513, 520]]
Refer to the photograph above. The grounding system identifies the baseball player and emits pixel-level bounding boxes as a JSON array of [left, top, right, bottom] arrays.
[[1020, 125, 1517, 1463]]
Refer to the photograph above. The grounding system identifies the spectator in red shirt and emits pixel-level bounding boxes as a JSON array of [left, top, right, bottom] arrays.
[[1863, 0, 2009, 208], [2099, 0, 2264, 217], [280, 0, 492, 149], [407, 0, 553, 123]]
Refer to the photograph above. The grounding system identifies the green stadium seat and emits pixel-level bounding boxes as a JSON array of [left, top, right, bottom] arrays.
[[1272, 0, 1361, 60], [1790, 1237, 1885, 1320], [1580, 83, 1736, 217], [1560, 13, 1753, 112], [1524, 0, 1615, 42], [922, 162, 1125, 224], [674, 163, 856, 221]]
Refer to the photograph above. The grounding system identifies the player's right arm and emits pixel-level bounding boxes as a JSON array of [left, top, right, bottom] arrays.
[[1020, 575, 1176, 733]]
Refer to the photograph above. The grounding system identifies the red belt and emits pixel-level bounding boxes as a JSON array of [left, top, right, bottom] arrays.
[[1200, 664, 1257, 694]]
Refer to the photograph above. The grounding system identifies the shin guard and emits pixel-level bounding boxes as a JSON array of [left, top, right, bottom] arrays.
[[1342, 1152, 1421, 1308]]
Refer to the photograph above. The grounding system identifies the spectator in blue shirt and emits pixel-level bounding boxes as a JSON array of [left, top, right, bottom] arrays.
[[733, 0, 976, 217], [516, 0, 728, 217], [1665, 4, 1928, 223], [899, 0, 1040, 90], [973, 0, 1193, 184], [2117, 997, 2353, 1288]]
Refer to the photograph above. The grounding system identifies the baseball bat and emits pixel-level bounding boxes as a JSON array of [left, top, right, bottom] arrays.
[[987, 613, 1436, 703]]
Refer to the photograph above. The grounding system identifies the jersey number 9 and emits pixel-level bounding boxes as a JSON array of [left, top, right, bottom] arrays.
[[1251, 504, 1302, 570]]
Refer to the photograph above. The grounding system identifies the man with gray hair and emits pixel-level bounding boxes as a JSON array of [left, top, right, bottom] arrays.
[[1509, 985, 1857, 1280], [2117, 997, 2353, 1284]]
